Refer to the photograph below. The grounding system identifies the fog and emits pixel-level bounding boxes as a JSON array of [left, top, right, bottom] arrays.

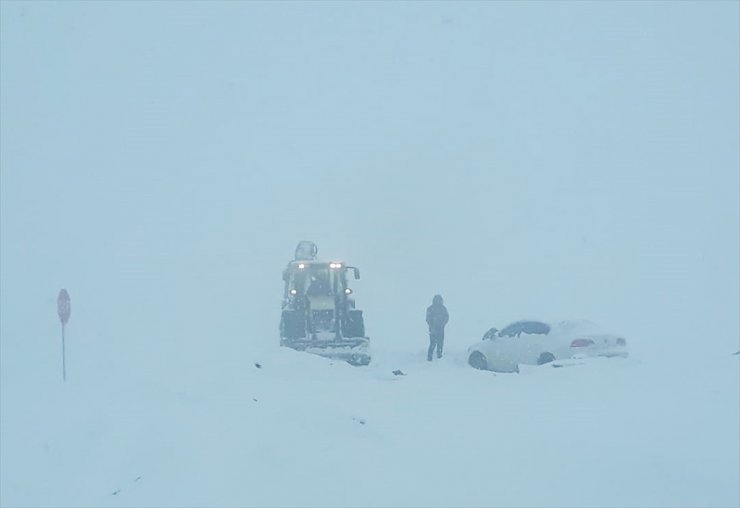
[[1, 2, 738, 506], [3, 1, 737, 362]]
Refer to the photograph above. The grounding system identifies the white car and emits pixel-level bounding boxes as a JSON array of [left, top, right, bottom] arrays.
[[467, 320, 628, 372]]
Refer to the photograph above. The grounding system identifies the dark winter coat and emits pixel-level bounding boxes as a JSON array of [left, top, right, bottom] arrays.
[[426, 295, 449, 334]]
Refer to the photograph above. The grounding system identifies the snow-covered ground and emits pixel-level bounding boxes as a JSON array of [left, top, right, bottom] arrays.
[[2, 330, 738, 508]]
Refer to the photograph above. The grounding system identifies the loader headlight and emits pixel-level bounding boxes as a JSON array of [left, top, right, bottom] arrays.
[[344, 288, 353, 295], [289, 288, 298, 296], [298, 263, 305, 269], [330, 263, 342, 269]]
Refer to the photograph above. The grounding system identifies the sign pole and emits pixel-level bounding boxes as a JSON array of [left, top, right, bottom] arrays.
[[62, 323, 66, 382], [57, 289, 71, 383]]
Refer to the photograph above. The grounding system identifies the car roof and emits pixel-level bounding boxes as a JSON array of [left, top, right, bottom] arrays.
[[288, 260, 345, 266], [496, 319, 606, 336]]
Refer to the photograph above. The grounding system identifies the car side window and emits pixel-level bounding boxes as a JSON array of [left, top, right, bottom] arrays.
[[500, 321, 551, 338]]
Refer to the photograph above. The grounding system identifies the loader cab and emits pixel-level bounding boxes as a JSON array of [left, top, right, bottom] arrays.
[[279, 242, 370, 365]]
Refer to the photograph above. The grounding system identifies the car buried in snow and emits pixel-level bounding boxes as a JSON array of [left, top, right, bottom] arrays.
[[467, 319, 628, 372]]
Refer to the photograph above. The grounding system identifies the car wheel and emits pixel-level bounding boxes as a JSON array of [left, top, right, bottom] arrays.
[[537, 352, 556, 365], [468, 351, 488, 370]]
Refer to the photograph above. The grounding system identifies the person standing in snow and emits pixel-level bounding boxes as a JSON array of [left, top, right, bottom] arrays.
[[426, 294, 449, 361]]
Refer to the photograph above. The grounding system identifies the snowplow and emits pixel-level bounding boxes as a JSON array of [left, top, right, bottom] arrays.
[[279, 241, 371, 366]]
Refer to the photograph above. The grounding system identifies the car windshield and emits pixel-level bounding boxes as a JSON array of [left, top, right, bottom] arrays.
[[499, 321, 551, 337], [482, 328, 499, 341]]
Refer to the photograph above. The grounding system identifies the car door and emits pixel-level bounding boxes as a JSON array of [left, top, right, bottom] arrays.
[[517, 332, 543, 365], [513, 322, 551, 365], [483, 334, 518, 372]]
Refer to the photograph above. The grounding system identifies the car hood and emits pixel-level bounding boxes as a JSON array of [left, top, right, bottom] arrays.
[[467, 340, 490, 354]]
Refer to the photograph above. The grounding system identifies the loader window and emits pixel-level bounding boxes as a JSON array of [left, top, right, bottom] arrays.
[[307, 269, 331, 296]]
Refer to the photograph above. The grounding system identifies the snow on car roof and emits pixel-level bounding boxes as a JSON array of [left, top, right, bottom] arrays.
[[554, 319, 602, 332]]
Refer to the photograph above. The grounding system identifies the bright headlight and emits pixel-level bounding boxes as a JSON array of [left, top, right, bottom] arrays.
[[298, 263, 305, 269], [289, 288, 298, 296], [330, 263, 342, 269], [344, 288, 353, 295]]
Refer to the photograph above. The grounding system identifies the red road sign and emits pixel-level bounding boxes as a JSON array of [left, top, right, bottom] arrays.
[[57, 289, 70, 325]]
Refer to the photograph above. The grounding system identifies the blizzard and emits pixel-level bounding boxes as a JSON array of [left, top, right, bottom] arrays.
[[1, 2, 739, 507]]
